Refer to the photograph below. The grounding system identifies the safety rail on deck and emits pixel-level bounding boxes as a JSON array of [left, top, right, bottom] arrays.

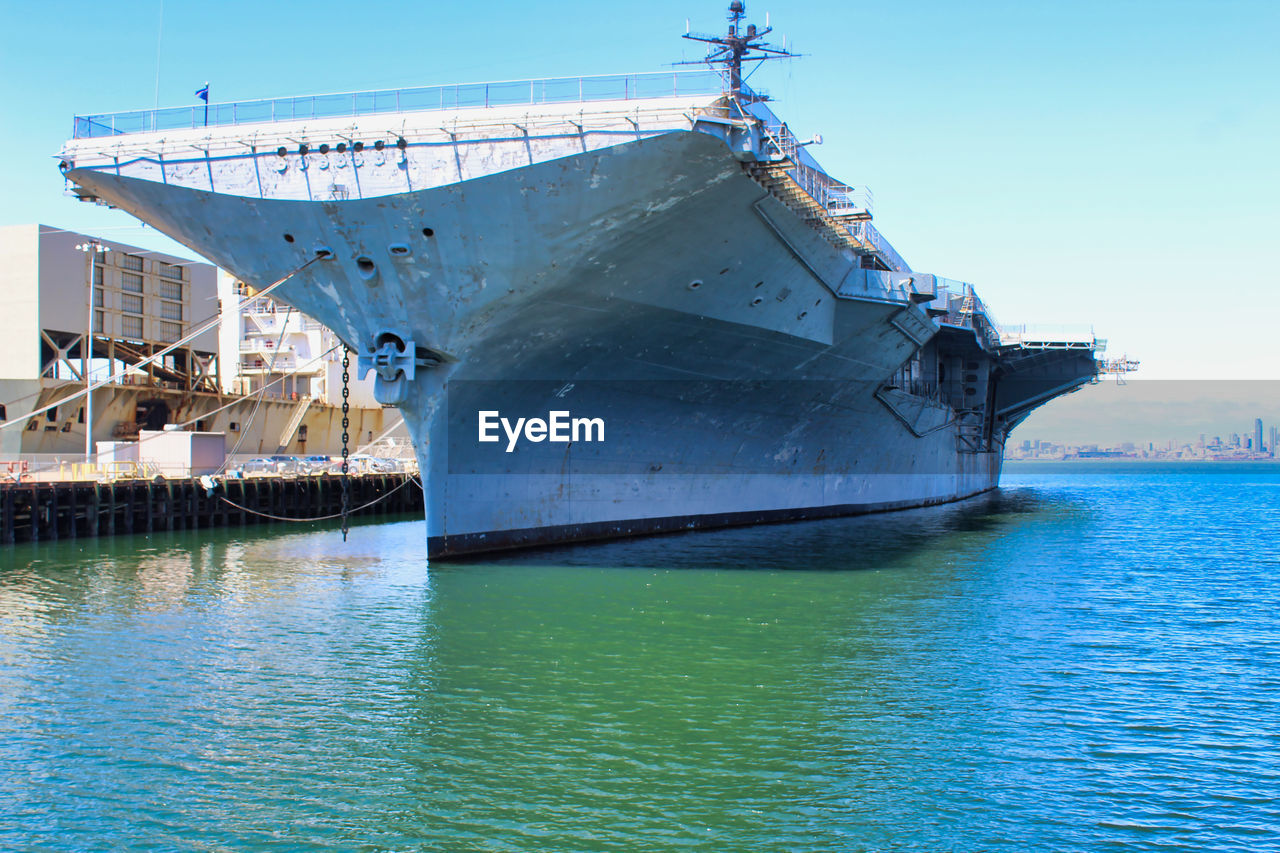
[[757, 118, 875, 219], [998, 324, 1099, 350], [738, 97, 909, 272], [847, 222, 909, 274], [931, 284, 1003, 349], [72, 70, 731, 138]]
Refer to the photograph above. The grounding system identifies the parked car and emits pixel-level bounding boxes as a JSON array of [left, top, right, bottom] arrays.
[[242, 455, 301, 475], [347, 454, 399, 474], [300, 454, 336, 474]]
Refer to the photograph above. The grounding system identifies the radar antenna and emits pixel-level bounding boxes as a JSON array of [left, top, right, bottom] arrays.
[[678, 1, 798, 99]]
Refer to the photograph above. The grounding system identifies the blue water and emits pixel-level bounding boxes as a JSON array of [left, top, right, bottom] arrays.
[[1, 462, 1278, 851]]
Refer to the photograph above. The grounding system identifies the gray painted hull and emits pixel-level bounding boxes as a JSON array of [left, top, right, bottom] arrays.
[[66, 129, 1079, 558]]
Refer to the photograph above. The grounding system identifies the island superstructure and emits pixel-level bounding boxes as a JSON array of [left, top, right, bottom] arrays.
[[56, 4, 1113, 555]]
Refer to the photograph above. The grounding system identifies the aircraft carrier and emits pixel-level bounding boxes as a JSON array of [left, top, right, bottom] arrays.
[[57, 4, 1110, 556]]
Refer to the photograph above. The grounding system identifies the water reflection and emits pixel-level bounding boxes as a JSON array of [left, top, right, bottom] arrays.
[[2, 468, 1278, 850]]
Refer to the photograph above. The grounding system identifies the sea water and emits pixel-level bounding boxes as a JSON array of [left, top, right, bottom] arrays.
[[1, 462, 1278, 851]]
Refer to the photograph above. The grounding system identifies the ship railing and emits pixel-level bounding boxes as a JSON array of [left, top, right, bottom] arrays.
[[72, 70, 731, 138], [737, 97, 911, 270], [825, 184, 874, 217], [242, 355, 298, 371], [845, 221, 909, 273], [969, 292, 1002, 347], [929, 284, 1006, 348], [998, 323, 1098, 348]]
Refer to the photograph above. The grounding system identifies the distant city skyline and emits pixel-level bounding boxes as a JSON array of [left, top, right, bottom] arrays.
[[1013, 380, 1280, 448], [1011, 412, 1277, 461]]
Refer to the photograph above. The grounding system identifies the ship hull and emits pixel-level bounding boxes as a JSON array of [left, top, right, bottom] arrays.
[[428, 481, 997, 556], [398, 277, 1003, 557], [64, 128, 1090, 558]]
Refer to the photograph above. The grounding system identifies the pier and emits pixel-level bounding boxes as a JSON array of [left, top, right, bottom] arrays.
[[1, 472, 422, 545]]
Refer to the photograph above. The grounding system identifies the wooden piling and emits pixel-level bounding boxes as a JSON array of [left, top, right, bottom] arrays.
[[0, 473, 422, 546]]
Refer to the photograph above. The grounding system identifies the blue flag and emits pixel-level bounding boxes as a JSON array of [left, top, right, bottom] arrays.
[[195, 83, 209, 103]]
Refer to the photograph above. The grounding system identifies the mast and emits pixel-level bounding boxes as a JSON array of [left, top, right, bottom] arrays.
[[678, 1, 797, 99]]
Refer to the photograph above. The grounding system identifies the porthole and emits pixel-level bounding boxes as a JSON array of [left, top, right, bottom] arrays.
[[719, 267, 730, 275], [277, 146, 287, 157], [388, 243, 411, 256], [750, 296, 764, 306], [353, 141, 364, 152], [298, 143, 309, 156], [373, 140, 385, 151], [422, 227, 435, 237], [313, 246, 334, 259], [355, 256, 377, 279], [396, 137, 408, 149], [336, 142, 347, 153], [798, 311, 808, 320], [319, 143, 330, 154], [754, 280, 764, 288], [283, 233, 295, 243], [688, 279, 702, 290]]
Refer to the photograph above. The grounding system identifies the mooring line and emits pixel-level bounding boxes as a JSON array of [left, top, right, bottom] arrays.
[[215, 475, 417, 523]]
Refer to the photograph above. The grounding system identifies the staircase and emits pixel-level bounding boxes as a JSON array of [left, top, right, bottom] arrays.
[[721, 93, 906, 271], [276, 397, 312, 453], [744, 159, 876, 254]]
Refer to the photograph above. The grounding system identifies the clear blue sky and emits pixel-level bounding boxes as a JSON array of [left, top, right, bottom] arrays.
[[2, 0, 1276, 380]]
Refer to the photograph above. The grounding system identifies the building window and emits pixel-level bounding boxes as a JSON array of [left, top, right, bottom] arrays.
[[120, 253, 144, 271], [122, 294, 144, 314], [229, 421, 239, 431], [92, 265, 104, 286], [158, 261, 183, 280], [121, 272, 144, 293], [158, 300, 182, 321], [158, 280, 182, 301], [93, 287, 104, 307], [122, 316, 143, 339], [159, 321, 182, 342], [93, 310, 103, 333]]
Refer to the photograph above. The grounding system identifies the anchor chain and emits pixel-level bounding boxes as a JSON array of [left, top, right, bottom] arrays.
[[341, 345, 351, 541]]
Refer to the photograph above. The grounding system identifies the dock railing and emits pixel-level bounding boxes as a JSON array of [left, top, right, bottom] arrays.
[[73, 70, 730, 138]]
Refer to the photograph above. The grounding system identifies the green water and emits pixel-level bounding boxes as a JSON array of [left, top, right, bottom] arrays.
[[2, 465, 1279, 850]]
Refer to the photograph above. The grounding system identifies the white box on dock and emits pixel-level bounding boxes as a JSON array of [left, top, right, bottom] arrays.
[[138, 429, 226, 477]]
